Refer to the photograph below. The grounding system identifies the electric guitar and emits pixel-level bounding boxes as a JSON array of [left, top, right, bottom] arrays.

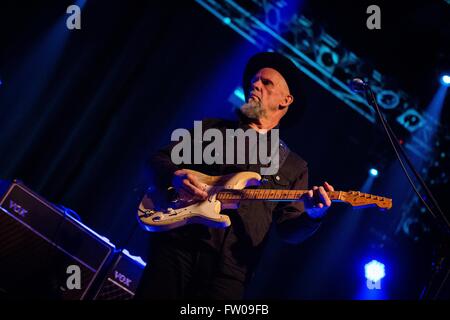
[[137, 169, 392, 232]]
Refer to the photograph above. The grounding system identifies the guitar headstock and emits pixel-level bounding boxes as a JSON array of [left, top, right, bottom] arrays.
[[340, 191, 392, 210]]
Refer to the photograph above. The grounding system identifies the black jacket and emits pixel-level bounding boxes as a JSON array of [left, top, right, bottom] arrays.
[[147, 118, 321, 280]]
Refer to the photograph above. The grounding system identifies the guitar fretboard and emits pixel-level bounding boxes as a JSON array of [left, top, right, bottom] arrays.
[[216, 189, 343, 201]]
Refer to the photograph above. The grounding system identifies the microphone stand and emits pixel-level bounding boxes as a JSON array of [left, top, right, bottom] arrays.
[[360, 81, 450, 300]]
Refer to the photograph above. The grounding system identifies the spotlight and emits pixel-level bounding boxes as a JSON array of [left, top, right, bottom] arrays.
[[228, 87, 245, 108], [233, 87, 245, 102], [369, 168, 379, 177], [396, 109, 425, 132], [320, 51, 337, 67], [441, 74, 450, 86], [317, 44, 339, 73], [365, 260, 385, 283], [402, 217, 426, 241], [376, 90, 400, 109]]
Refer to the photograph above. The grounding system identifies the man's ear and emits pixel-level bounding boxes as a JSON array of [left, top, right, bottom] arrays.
[[279, 94, 294, 109]]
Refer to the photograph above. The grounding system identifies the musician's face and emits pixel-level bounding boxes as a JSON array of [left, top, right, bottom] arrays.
[[248, 68, 293, 116]]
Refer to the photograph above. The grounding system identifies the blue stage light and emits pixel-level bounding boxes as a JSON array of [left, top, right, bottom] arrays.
[[233, 87, 245, 102], [369, 168, 378, 177], [441, 75, 450, 86], [365, 260, 385, 282]]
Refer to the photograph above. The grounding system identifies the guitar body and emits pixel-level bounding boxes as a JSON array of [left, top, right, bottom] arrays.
[[137, 169, 261, 232]]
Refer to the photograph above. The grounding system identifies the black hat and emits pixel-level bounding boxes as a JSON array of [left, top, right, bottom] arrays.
[[243, 52, 308, 111]]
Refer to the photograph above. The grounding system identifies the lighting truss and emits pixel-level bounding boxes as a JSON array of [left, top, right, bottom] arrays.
[[195, 0, 443, 162]]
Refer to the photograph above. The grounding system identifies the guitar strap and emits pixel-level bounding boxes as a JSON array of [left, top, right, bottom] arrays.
[[278, 139, 291, 171], [259, 138, 290, 182]]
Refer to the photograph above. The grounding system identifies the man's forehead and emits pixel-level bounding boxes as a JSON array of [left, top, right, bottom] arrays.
[[253, 67, 286, 81], [253, 67, 290, 92]]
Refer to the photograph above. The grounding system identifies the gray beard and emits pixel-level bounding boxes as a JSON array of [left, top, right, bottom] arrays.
[[240, 99, 266, 120]]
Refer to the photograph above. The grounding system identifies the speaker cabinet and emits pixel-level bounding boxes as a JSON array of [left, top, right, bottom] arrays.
[[93, 249, 146, 300], [0, 181, 115, 299]]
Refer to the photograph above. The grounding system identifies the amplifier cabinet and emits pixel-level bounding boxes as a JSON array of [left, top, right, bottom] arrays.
[[94, 249, 146, 300], [0, 181, 116, 299]]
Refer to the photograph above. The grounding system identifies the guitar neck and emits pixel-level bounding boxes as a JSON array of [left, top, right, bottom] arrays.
[[216, 189, 393, 210], [217, 189, 344, 201]]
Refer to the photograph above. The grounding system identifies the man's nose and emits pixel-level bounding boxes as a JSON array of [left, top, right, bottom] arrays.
[[251, 78, 262, 91]]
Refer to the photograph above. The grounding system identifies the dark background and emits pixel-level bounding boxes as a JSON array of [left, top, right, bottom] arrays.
[[0, 0, 449, 299]]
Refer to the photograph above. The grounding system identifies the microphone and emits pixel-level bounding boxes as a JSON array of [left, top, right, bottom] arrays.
[[349, 78, 367, 93]]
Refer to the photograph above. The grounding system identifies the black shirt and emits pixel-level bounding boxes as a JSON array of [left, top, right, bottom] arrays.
[[147, 118, 321, 281]]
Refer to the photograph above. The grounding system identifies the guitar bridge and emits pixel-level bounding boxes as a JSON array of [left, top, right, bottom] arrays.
[[138, 209, 156, 218]]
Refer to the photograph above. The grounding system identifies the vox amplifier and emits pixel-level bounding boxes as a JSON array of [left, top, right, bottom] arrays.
[[93, 249, 147, 300], [0, 180, 116, 299]]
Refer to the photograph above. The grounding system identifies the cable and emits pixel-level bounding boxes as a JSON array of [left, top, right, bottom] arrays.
[[361, 84, 449, 300], [384, 122, 447, 222], [365, 87, 449, 230]]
